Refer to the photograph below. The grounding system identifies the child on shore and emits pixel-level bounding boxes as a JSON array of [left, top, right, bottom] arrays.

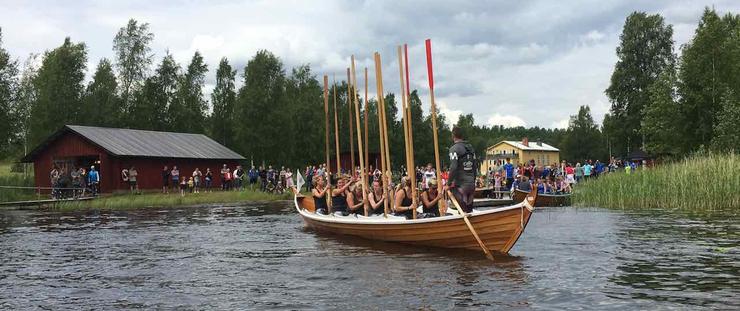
[[188, 177, 194, 193], [180, 177, 188, 197]]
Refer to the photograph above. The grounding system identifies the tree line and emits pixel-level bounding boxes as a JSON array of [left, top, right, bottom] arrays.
[[0, 9, 736, 171]]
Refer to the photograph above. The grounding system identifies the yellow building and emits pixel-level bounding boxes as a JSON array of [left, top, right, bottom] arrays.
[[480, 138, 560, 174]]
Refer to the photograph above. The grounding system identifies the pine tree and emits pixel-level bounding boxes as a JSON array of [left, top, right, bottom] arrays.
[[210, 57, 236, 147], [29, 37, 87, 146], [82, 58, 121, 127]]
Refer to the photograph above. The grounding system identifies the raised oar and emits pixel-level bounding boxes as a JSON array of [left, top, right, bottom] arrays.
[[397, 46, 416, 219], [332, 78, 341, 214], [403, 44, 419, 216], [346, 68, 355, 177], [425, 39, 446, 216], [323, 75, 332, 210], [364, 67, 369, 178], [351, 55, 369, 216], [374, 52, 390, 217], [447, 190, 495, 261]]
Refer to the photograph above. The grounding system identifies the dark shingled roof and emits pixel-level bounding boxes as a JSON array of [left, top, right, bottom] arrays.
[[22, 125, 245, 162]]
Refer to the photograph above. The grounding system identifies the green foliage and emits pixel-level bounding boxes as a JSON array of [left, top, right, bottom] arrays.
[[0, 162, 35, 202], [210, 57, 237, 147], [642, 70, 681, 156], [129, 52, 179, 131], [82, 58, 121, 127], [235, 50, 288, 166], [286, 65, 323, 167], [113, 19, 154, 111], [573, 153, 740, 212], [0, 28, 19, 155], [678, 8, 740, 151], [170, 51, 208, 133], [606, 11, 675, 156], [560, 106, 603, 161], [28, 37, 87, 147], [710, 90, 740, 152]]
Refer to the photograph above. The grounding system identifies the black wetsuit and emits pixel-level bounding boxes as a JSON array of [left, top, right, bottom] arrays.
[[448, 140, 477, 213]]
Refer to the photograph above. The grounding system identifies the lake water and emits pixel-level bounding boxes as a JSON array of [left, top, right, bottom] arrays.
[[0, 203, 737, 310]]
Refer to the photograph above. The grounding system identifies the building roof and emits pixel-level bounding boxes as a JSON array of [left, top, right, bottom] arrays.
[[22, 125, 245, 162], [489, 140, 559, 152]]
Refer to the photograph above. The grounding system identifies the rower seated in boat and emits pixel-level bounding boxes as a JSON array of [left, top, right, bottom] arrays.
[[331, 174, 354, 216], [347, 182, 367, 215], [367, 180, 386, 215], [420, 178, 442, 218], [536, 178, 546, 194], [312, 175, 329, 214], [393, 176, 416, 219], [517, 175, 532, 192]]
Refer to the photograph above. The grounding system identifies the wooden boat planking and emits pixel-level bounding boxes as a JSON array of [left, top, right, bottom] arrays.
[[295, 194, 535, 254]]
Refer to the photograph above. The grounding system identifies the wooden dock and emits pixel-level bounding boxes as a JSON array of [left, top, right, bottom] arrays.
[[0, 197, 95, 207]]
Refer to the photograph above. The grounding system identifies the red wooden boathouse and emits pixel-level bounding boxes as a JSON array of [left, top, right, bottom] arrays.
[[21, 125, 245, 192]]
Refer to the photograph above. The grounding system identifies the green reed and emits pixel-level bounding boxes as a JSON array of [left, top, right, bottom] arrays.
[[0, 163, 36, 202], [572, 153, 739, 212]]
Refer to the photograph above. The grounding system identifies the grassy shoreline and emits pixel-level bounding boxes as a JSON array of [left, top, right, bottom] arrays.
[[572, 153, 739, 212], [52, 189, 294, 210]]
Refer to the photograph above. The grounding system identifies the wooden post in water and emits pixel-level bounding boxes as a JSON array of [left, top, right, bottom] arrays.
[[346, 68, 355, 177], [424, 39, 446, 215], [351, 56, 369, 216], [397, 46, 417, 219], [374, 53, 390, 217]]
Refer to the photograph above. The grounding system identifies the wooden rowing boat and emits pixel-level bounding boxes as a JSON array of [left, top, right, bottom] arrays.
[[512, 189, 570, 207], [294, 194, 535, 254]]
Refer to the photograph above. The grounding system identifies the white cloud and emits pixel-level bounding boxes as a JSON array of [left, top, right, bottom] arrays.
[[486, 114, 527, 128], [552, 118, 569, 129]]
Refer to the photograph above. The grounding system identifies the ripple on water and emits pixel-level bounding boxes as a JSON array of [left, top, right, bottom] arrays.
[[0, 204, 737, 310]]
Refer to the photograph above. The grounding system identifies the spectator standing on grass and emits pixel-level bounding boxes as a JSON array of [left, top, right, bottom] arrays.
[[285, 168, 294, 189], [234, 165, 245, 190], [248, 166, 259, 190], [205, 168, 213, 192], [259, 166, 268, 192], [171, 166, 180, 192], [179, 176, 187, 197], [129, 166, 139, 194], [583, 161, 593, 180], [162, 166, 170, 194], [87, 166, 100, 195], [575, 163, 583, 183], [192, 168, 202, 193]]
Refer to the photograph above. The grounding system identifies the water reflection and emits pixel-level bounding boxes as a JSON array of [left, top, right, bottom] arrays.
[[0, 204, 737, 310]]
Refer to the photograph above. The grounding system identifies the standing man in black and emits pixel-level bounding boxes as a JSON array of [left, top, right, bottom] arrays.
[[445, 126, 478, 213]]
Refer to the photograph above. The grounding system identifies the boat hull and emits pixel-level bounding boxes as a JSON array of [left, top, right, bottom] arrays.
[[513, 189, 570, 207], [295, 196, 534, 254]]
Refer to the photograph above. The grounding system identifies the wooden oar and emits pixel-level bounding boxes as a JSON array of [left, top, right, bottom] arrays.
[[364, 67, 369, 178], [374, 53, 390, 217], [447, 190, 495, 261], [351, 56, 369, 216], [346, 68, 355, 177], [322, 75, 332, 210], [397, 46, 416, 219], [331, 77, 341, 214], [424, 39, 446, 216]]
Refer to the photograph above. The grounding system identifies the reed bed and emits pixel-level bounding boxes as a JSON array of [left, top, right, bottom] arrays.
[[56, 189, 293, 210], [572, 153, 739, 212], [0, 163, 36, 202]]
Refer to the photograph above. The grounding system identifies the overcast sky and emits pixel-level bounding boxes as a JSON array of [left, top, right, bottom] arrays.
[[2, 1, 739, 129]]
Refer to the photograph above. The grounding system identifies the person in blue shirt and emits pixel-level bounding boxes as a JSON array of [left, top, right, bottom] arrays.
[[583, 162, 593, 180], [87, 165, 100, 195], [594, 160, 603, 178], [504, 159, 514, 190]]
